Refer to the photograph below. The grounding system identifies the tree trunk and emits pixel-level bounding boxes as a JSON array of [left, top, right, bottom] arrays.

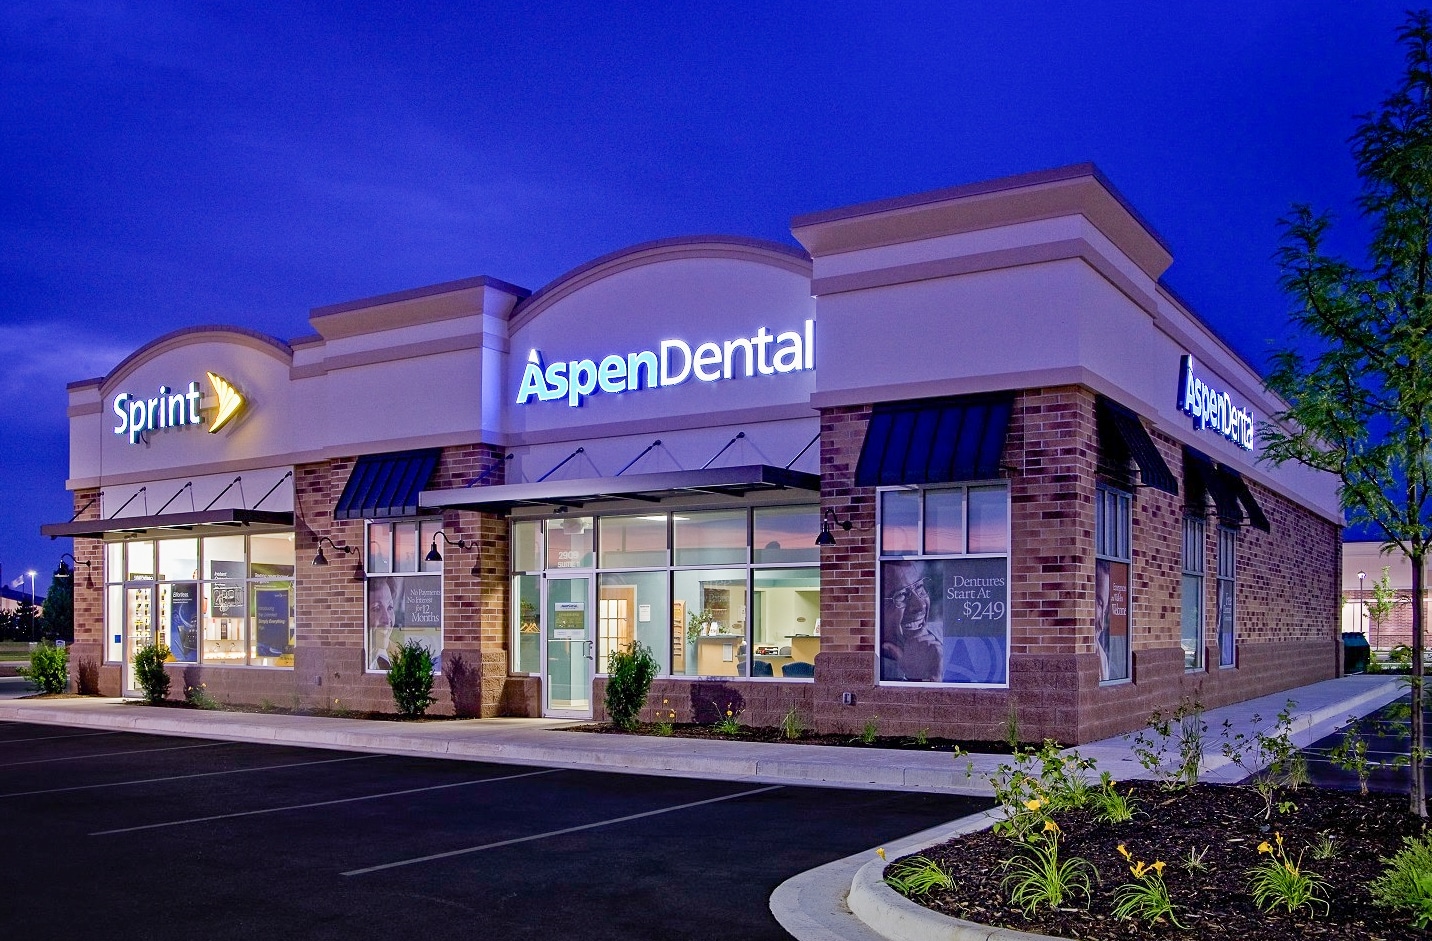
[[1412, 554, 1426, 817]]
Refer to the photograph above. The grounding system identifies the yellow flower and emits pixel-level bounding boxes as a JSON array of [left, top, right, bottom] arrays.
[[1042, 819, 1060, 834], [1285, 863, 1299, 876], [1257, 841, 1273, 854], [1025, 798, 1044, 812], [726, 710, 733, 717], [1117, 843, 1132, 861], [1151, 860, 1165, 875], [1275, 831, 1284, 848], [876, 847, 887, 860], [1130, 861, 1148, 878]]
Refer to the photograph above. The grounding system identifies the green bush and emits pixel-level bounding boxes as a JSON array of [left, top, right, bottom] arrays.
[[387, 639, 436, 717], [1372, 834, 1432, 929], [133, 643, 171, 704], [605, 641, 658, 730], [19, 641, 69, 694]]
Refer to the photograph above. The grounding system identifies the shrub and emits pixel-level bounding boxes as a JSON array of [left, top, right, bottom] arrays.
[[1371, 833, 1432, 929], [387, 639, 436, 717], [133, 643, 171, 704], [604, 641, 658, 730], [1112, 844, 1185, 928], [19, 641, 69, 694], [184, 682, 221, 710], [76, 656, 100, 695]]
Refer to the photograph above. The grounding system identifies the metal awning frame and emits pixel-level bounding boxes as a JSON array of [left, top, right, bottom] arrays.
[[41, 508, 295, 541]]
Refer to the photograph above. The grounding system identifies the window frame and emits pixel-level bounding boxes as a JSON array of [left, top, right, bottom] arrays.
[[1180, 515, 1206, 671], [364, 518, 445, 674], [874, 483, 1012, 688], [1094, 486, 1133, 685], [1217, 525, 1237, 668]]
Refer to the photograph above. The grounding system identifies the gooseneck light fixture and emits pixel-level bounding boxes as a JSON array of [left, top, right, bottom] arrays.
[[815, 508, 853, 547], [312, 535, 353, 567], [53, 552, 91, 580], [425, 530, 473, 563]]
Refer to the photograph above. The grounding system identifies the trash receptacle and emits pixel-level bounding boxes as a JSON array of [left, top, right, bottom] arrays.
[[1343, 632, 1371, 674]]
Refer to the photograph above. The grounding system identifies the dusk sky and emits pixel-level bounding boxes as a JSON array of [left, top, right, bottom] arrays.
[[0, 2, 1408, 593]]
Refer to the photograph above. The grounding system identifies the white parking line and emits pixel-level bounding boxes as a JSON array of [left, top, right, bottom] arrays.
[[91, 767, 561, 836], [0, 731, 118, 745], [0, 741, 233, 769], [0, 753, 380, 799], [342, 784, 785, 877]]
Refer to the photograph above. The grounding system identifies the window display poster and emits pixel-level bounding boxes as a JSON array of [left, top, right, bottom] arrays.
[[210, 560, 246, 618], [368, 574, 442, 671], [879, 556, 1008, 684], [1217, 580, 1235, 667], [255, 588, 291, 657], [169, 582, 198, 662], [1096, 559, 1131, 682]]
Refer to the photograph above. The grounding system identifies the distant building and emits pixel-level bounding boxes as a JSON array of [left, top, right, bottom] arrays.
[[1342, 538, 1420, 651]]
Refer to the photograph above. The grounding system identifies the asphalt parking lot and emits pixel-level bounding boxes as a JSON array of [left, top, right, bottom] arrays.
[[0, 719, 988, 940], [1303, 692, 1431, 793]]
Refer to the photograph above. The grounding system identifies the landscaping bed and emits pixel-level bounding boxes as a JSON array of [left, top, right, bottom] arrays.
[[890, 780, 1427, 940]]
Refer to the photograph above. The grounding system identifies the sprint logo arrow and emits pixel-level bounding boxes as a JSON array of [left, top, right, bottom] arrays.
[[206, 372, 245, 434]]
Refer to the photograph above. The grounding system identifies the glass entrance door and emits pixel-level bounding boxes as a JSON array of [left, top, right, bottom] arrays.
[[544, 577, 592, 717], [122, 585, 155, 695]]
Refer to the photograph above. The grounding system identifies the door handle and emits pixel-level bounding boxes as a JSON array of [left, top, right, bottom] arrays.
[[582, 640, 595, 661]]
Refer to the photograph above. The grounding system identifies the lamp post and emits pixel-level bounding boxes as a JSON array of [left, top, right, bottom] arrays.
[[26, 569, 36, 641], [1357, 570, 1367, 635]]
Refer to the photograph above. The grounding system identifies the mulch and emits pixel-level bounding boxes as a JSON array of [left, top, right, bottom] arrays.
[[898, 782, 1428, 940]]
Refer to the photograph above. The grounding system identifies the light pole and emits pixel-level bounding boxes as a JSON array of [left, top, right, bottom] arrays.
[[26, 569, 36, 641], [1357, 570, 1367, 635]]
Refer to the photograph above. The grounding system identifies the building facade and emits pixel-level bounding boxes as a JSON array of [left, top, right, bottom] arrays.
[[48, 165, 1343, 743]]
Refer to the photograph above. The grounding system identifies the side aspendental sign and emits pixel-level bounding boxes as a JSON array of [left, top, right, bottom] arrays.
[[516, 319, 815, 407], [1177, 354, 1254, 451]]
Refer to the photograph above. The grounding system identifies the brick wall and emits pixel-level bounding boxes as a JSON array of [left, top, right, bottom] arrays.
[[806, 387, 1339, 744], [67, 488, 109, 694]]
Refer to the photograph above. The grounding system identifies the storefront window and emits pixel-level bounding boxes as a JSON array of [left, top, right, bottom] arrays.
[[599, 571, 670, 672], [598, 515, 669, 569], [674, 568, 747, 677], [877, 485, 1010, 686], [103, 532, 294, 668], [752, 568, 819, 678], [366, 519, 443, 672], [546, 516, 594, 569], [1181, 516, 1206, 670], [512, 574, 541, 674], [753, 506, 819, 564], [1217, 526, 1236, 667], [510, 505, 818, 681], [1095, 487, 1132, 683], [673, 510, 747, 566]]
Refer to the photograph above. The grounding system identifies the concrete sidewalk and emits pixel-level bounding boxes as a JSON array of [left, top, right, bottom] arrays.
[[0, 674, 1408, 941]]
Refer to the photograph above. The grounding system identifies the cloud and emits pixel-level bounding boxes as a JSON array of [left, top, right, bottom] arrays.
[[0, 322, 129, 431]]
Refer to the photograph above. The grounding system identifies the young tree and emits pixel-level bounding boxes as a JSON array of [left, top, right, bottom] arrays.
[[1262, 11, 1432, 816], [1367, 565, 1406, 649]]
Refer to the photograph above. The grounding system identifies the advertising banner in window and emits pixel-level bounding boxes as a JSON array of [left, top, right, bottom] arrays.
[[1096, 559, 1131, 682], [1217, 580, 1235, 667], [168, 582, 198, 663], [254, 588, 291, 657], [879, 556, 1008, 684], [210, 560, 246, 618], [368, 574, 442, 671]]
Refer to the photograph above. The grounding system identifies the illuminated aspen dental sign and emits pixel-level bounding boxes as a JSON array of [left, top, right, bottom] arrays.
[[112, 372, 247, 444], [516, 319, 815, 408], [1177, 354, 1254, 451]]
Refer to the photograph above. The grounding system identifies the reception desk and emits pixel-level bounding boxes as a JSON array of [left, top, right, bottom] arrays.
[[694, 634, 743, 676]]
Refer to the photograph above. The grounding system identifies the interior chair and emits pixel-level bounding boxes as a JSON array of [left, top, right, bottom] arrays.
[[781, 661, 814, 678]]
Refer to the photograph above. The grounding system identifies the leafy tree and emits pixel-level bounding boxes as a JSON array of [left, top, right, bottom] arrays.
[[40, 577, 73, 642], [1367, 565, 1407, 649], [1262, 11, 1432, 816]]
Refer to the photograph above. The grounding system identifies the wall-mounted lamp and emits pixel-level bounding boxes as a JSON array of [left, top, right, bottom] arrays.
[[313, 536, 353, 566], [53, 552, 91, 580], [425, 530, 473, 563], [815, 508, 853, 547]]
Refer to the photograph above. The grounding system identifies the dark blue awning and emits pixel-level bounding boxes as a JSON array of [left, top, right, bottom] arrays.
[[1097, 397, 1178, 495], [854, 393, 1014, 487], [1183, 447, 1269, 532], [334, 448, 440, 521]]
